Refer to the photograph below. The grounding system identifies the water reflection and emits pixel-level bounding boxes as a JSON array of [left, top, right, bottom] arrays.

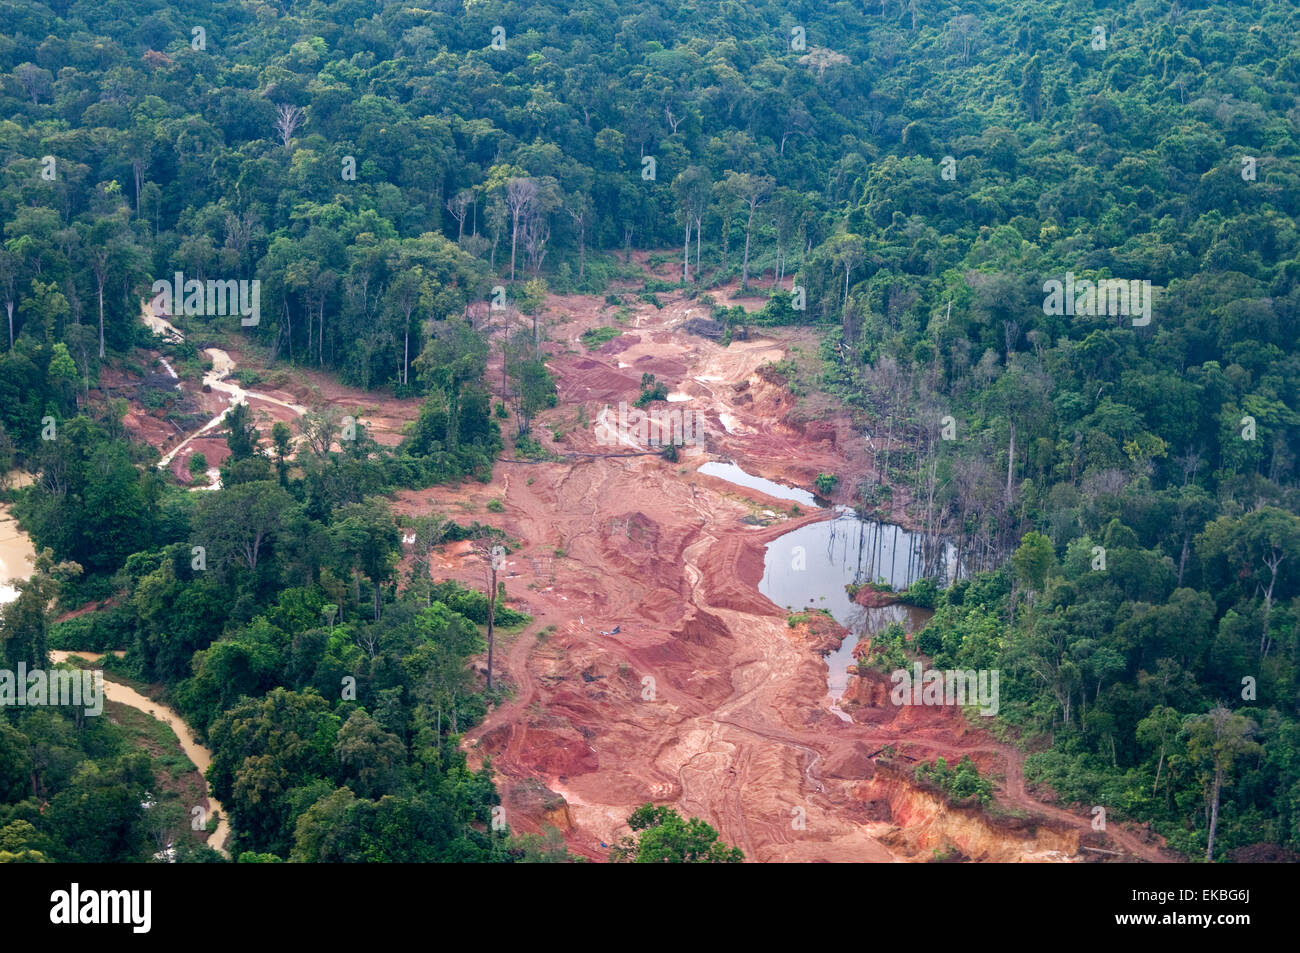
[[698, 460, 820, 507], [759, 509, 949, 704]]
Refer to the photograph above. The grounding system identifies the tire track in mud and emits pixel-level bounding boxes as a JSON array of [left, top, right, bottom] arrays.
[[661, 498, 853, 859]]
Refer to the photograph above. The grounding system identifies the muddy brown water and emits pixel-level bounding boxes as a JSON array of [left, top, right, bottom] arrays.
[[4, 438, 229, 859], [0, 471, 36, 605], [698, 460, 821, 507], [34, 649, 227, 857], [141, 300, 306, 479], [698, 465, 945, 713], [48, 651, 230, 857]]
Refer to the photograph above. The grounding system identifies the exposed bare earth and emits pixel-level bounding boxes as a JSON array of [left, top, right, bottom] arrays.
[[391, 268, 1174, 864], [125, 298, 421, 484]]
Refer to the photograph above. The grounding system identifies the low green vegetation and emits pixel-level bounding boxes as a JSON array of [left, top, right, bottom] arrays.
[[580, 326, 621, 350], [635, 372, 669, 407], [814, 473, 839, 496], [914, 756, 995, 808]]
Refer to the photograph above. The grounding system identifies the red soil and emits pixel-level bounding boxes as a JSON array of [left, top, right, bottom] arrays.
[[389, 270, 1174, 863]]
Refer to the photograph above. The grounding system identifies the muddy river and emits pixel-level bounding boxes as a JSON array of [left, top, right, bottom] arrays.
[[2, 465, 229, 857], [0, 471, 36, 605], [48, 650, 230, 858]]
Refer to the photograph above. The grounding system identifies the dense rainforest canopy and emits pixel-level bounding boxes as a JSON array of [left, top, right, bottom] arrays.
[[0, 0, 1298, 862]]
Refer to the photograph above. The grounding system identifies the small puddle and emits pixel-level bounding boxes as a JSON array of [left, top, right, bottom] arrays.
[[698, 461, 820, 507], [759, 508, 951, 710]]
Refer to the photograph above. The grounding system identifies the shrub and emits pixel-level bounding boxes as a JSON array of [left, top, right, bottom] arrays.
[[580, 326, 621, 349], [899, 577, 940, 609], [814, 472, 839, 496], [914, 756, 994, 807], [47, 606, 133, 652], [429, 580, 529, 627], [635, 374, 670, 406]]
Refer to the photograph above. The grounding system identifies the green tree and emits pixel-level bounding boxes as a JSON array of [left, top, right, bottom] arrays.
[[1020, 55, 1043, 120], [608, 804, 743, 863], [1136, 705, 1182, 798], [270, 421, 293, 484], [1197, 507, 1300, 657], [1184, 706, 1261, 862], [193, 480, 298, 574], [330, 498, 400, 622], [1012, 531, 1055, 593], [224, 401, 261, 461], [334, 710, 405, 798], [510, 357, 556, 437], [207, 688, 343, 857], [0, 549, 82, 669]]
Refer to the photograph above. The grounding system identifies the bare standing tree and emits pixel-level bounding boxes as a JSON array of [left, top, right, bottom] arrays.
[[447, 189, 474, 242], [1177, 446, 1203, 486], [564, 195, 589, 282], [471, 536, 506, 691], [130, 149, 150, 220], [1185, 706, 1260, 862], [274, 103, 306, 149], [0, 250, 20, 349], [13, 63, 52, 104], [949, 15, 981, 65], [798, 47, 850, 80], [88, 246, 109, 358], [832, 234, 865, 316], [724, 172, 774, 290], [505, 177, 538, 281], [522, 212, 550, 277], [223, 210, 256, 272], [672, 167, 710, 284]]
